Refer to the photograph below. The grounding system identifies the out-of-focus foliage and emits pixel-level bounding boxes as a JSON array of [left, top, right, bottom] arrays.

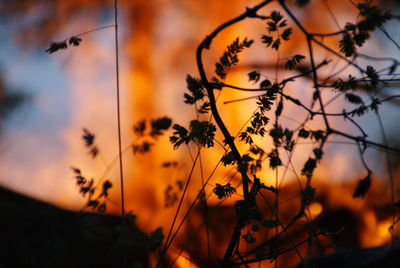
[[0, 72, 26, 125]]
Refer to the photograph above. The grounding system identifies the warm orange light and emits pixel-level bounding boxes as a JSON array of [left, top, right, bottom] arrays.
[[377, 219, 392, 244], [361, 211, 393, 247], [172, 251, 200, 268], [309, 202, 323, 218]]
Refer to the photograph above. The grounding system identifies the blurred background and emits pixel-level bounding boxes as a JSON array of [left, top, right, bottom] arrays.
[[1, 0, 400, 267]]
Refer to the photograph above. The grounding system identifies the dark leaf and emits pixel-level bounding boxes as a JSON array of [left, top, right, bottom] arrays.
[[242, 231, 256, 244], [275, 99, 283, 117], [313, 148, 324, 160], [370, 98, 381, 113], [301, 158, 317, 178], [239, 131, 253, 145], [248, 70, 261, 83], [349, 104, 368, 117], [302, 185, 316, 206], [270, 124, 284, 147], [268, 148, 282, 169], [183, 93, 195, 104], [345, 93, 363, 104], [71, 167, 81, 175], [272, 38, 281, 50], [353, 31, 370, 47], [250, 146, 264, 158], [267, 21, 278, 32], [311, 130, 325, 141], [80, 186, 91, 195], [257, 96, 274, 112], [261, 35, 273, 47], [270, 11, 283, 23], [82, 128, 95, 147], [164, 185, 178, 208], [279, 20, 287, 28], [366, 65, 379, 86], [285, 54, 305, 70], [260, 79, 272, 89], [176, 180, 184, 190], [149, 227, 164, 250], [298, 128, 310, 138], [101, 180, 113, 197], [215, 38, 254, 79], [333, 75, 358, 92], [170, 124, 190, 149], [75, 176, 86, 185], [345, 23, 356, 31], [293, 54, 306, 63], [353, 175, 372, 198], [87, 199, 99, 208], [45, 40, 67, 54], [339, 33, 355, 57], [133, 120, 146, 136], [151, 117, 172, 136], [356, 3, 392, 31], [132, 141, 153, 154], [189, 120, 216, 148], [184, 75, 205, 104], [213, 183, 236, 199], [161, 161, 178, 168], [281, 28, 292, 41], [68, 36, 82, 46], [221, 151, 237, 166], [89, 146, 99, 158], [198, 101, 211, 114]]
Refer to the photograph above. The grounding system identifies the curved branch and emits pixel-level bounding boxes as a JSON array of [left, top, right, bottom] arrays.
[[195, 1, 273, 264]]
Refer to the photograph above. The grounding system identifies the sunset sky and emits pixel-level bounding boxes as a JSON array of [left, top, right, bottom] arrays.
[[1, 0, 398, 205], [1, 1, 400, 266]]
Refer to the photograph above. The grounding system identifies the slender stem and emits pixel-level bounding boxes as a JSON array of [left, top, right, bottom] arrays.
[[75, 24, 116, 37], [375, 112, 396, 246], [278, 0, 364, 73], [167, 157, 221, 248], [234, 230, 329, 265], [198, 148, 212, 260], [158, 150, 201, 267], [196, 2, 272, 199], [306, 37, 331, 130], [114, 0, 125, 217], [379, 25, 400, 51], [332, 129, 400, 154]]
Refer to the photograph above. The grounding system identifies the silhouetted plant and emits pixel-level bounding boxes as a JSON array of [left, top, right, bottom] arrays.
[[46, 1, 173, 265], [159, 0, 400, 267], [44, 0, 400, 267]]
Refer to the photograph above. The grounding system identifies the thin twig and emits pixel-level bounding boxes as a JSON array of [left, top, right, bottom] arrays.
[[234, 230, 330, 265], [75, 25, 116, 37], [113, 0, 124, 218], [195, 1, 274, 263]]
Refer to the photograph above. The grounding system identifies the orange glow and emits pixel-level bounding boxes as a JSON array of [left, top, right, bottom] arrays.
[[361, 212, 392, 247], [309, 202, 323, 218], [377, 220, 392, 243], [170, 251, 200, 268]]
